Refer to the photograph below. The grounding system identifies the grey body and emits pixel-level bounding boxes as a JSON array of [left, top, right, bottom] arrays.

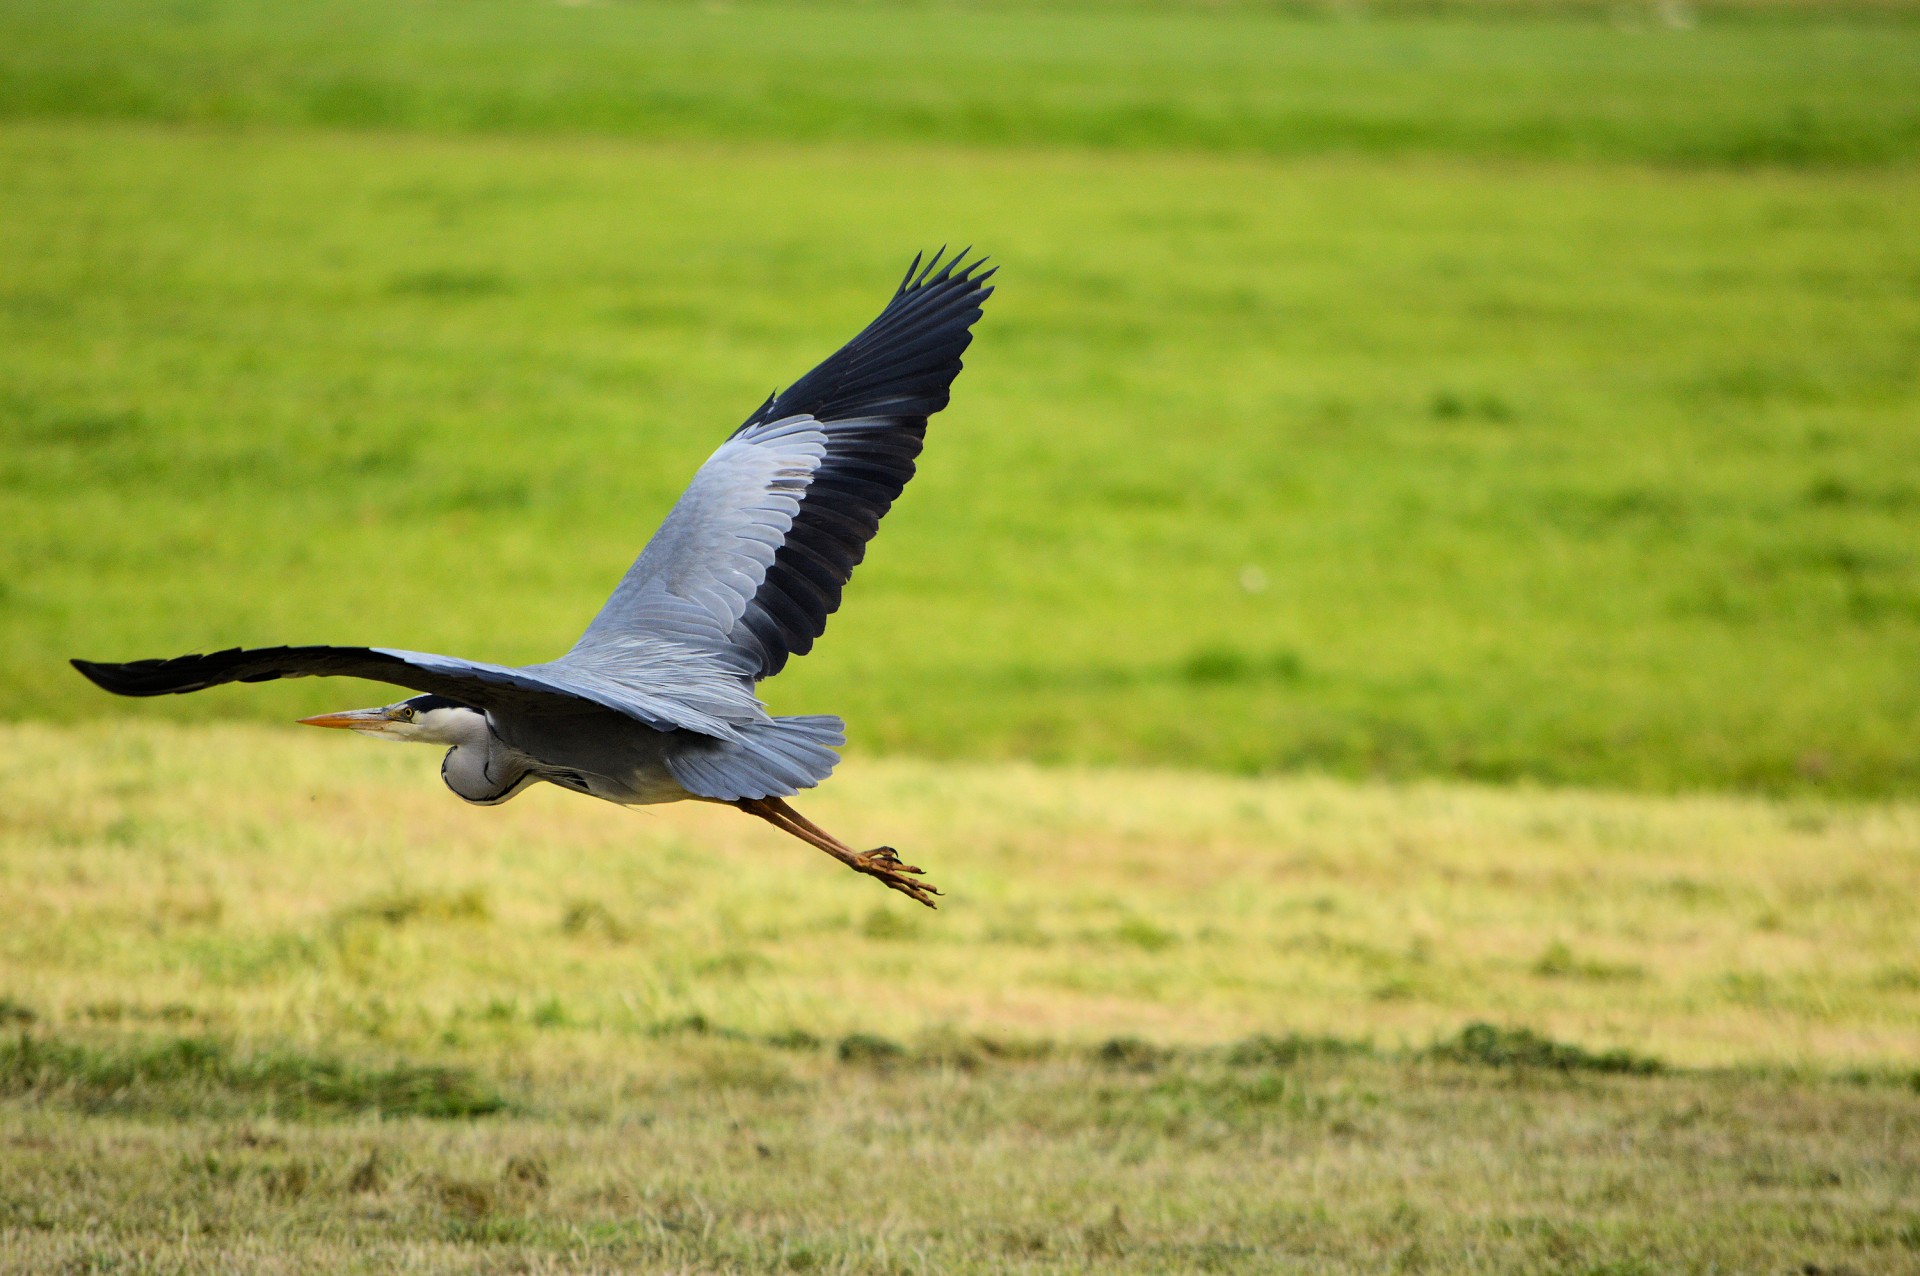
[[437, 703, 691, 807], [72, 252, 991, 818], [436, 700, 841, 809]]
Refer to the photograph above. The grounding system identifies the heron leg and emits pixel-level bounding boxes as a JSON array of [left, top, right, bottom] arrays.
[[735, 796, 940, 909]]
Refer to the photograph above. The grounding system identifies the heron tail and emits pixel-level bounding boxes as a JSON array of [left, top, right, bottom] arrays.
[[665, 714, 845, 801]]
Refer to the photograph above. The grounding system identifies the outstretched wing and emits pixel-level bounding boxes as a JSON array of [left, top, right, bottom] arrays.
[[567, 249, 994, 683], [73, 252, 992, 741], [71, 643, 760, 739]]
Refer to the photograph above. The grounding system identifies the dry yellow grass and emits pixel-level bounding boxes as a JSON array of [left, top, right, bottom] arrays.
[[2, 722, 1914, 1072], [4, 724, 1918, 1272]]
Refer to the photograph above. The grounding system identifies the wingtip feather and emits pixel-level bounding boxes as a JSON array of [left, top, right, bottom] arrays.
[[70, 657, 111, 689], [896, 250, 924, 294], [901, 245, 993, 296]]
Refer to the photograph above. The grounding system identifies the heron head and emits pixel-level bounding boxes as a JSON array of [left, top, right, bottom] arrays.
[[298, 694, 487, 745]]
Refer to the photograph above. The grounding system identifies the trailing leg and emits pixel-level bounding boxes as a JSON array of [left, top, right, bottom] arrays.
[[735, 796, 939, 909]]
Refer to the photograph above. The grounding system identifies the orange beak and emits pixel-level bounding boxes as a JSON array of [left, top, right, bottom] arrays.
[[297, 709, 389, 731]]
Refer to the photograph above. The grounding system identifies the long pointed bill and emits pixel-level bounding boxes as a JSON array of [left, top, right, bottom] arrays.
[[297, 708, 391, 732]]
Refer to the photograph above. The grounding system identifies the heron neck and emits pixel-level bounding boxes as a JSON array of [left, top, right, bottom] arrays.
[[439, 734, 533, 805]]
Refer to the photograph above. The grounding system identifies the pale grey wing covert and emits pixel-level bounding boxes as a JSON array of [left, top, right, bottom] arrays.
[[556, 413, 830, 706], [551, 249, 995, 800]]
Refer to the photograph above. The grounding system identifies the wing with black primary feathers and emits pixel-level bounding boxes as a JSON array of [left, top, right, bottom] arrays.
[[567, 249, 994, 683], [70, 250, 994, 744], [69, 644, 758, 739]]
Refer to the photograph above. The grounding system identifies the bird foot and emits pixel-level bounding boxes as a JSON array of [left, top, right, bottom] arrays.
[[850, 846, 941, 909]]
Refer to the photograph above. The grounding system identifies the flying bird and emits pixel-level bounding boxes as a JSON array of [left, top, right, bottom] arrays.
[[72, 250, 995, 908]]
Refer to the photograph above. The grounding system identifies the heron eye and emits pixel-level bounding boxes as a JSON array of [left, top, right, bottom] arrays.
[[395, 705, 416, 721]]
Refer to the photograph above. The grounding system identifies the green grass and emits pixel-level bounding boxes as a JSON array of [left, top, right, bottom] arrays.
[[4, 0, 1920, 167], [4, 121, 1918, 793], [2, 724, 1918, 1272]]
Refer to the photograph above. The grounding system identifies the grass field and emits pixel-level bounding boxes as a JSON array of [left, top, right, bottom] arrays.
[[3, 4, 1918, 1270], [2, 724, 1917, 1271], [5, 120, 1919, 793], [4, 5, 1919, 795]]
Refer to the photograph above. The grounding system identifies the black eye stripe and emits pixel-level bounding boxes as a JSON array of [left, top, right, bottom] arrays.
[[403, 694, 478, 714]]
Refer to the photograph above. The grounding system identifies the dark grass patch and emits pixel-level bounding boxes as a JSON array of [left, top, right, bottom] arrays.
[[1223, 1033, 1372, 1068], [1179, 646, 1307, 686], [1096, 1037, 1170, 1072], [646, 1013, 751, 1042], [559, 899, 635, 943], [836, 1033, 908, 1067], [1820, 1064, 1920, 1094], [666, 1019, 1592, 1084], [651, 1018, 1667, 1083], [1428, 1022, 1663, 1075], [80, 1000, 197, 1024], [1430, 390, 1515, 422], [331, 887, 491, 929], [386, 269, 512, 299], [1530, 941, 1648, 982], [0, 1032, 508, 1119]]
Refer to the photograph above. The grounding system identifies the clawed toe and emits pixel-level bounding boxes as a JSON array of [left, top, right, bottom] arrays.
[[852, 847, 940, 909]]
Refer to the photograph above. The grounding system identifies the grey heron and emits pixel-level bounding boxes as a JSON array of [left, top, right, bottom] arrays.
[[72, 250, 994, 908]]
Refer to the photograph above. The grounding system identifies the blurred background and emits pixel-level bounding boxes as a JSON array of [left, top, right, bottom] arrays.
[[4, 0, 1916, 798]]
